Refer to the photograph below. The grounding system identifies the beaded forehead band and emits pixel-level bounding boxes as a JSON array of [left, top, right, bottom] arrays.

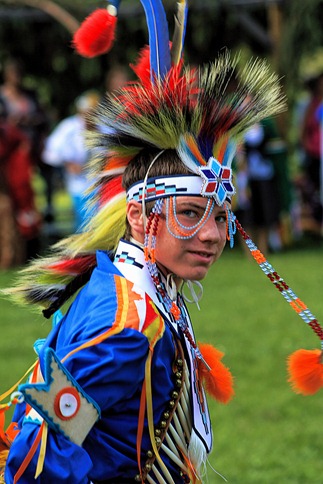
[[126, 173, 233, 205]]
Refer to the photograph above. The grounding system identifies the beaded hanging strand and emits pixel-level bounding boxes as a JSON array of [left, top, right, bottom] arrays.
[[144, 198, 210, 369], [235, 218, 323, 348], [166, 196, 215, 240], [225, 203, 236, 249], [144, 198, 163, 288], [171, 196, 214, 231]]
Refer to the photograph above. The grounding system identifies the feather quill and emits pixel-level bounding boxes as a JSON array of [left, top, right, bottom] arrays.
[[171, 0, 188, 66]]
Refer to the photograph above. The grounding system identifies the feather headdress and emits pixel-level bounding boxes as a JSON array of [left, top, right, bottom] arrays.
[[5, 1, 285, 310]]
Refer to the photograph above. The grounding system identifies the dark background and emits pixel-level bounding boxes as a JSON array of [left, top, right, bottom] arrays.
[[0, 0, 322, 124]]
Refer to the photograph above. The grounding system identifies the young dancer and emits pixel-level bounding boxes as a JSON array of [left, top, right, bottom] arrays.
[[3, 1, 317, 483]]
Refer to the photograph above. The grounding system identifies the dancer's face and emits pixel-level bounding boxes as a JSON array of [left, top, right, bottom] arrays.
[[154, 196, 227, 281]]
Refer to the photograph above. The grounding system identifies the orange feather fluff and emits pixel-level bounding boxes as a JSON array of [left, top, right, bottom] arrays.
[[287, 348, 323, 395], [73, 9, 117, 58], [198, 343, 234, 404]]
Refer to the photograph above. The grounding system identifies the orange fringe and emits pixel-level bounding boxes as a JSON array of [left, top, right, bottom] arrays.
[[180, 451, 200, 483], [13, 422, 44, 484], [287, 349, 323, 395], [198, 343, 234, 404]]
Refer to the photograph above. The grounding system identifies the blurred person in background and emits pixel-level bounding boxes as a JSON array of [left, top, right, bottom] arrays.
[[0, 96, 41, 267], [42, 91, 100, 231], [0, 97, 21, 269], [236, 117, 289, 255], [0, 57, 52, 222], [299, 72, 323, 232], [104, 63, 129, 94]]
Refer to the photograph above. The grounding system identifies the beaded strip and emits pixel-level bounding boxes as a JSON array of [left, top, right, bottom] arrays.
[[166, 196, 215, 240], [144, 200, 210, 368], [225, 204, 236, 249], [235, 218, 323, 349], [144, 199, 163, 268]]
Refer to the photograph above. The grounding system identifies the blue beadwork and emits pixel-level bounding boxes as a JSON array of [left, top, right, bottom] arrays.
[[226, 206, 236, 249]]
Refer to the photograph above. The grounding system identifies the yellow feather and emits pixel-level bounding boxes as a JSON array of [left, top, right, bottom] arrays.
[[68, 194, 127, 254], [0, 450, 9, 473]]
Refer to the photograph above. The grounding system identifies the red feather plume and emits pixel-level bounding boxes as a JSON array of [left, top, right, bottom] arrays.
[[130, 45, 151, 87], [47, 255, 97, 276], [198, 343, 234, 404], [99, 175, 124, 207], [73, 9, 117, 58], [287, 349, 323, 395]]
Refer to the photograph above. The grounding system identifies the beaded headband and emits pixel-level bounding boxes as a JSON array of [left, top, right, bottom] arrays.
[[126, 173, 234, 205]]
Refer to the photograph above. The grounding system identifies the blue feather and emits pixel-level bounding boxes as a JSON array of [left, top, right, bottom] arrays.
[[139, 0, 171, 80], [222, 140, 236, 167]]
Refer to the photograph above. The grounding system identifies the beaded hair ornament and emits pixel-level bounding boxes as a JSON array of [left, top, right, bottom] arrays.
[[5, 0, 322, 396]]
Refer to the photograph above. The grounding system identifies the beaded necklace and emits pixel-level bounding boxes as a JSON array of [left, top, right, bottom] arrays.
[[144, 197, 210, 368]]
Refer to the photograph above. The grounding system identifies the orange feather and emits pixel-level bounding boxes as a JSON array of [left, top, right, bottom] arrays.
[[186, 135, 207, 166], [198, 343, 234, 404], [287, 349, 323, 395]]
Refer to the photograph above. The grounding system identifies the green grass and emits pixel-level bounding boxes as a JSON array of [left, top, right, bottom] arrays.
[[1, 245, 323, 482]]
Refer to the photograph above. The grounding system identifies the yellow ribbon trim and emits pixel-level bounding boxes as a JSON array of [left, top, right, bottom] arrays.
[[35, 422, 48, 478], [0, 360, 38, 403], [145, 348, 175, 484], [62, 276, 129, 363]]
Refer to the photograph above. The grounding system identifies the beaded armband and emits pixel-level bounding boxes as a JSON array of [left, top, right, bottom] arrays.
[[19, 348, 101, 446]]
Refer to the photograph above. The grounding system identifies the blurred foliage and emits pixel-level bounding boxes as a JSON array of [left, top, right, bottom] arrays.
[[0, 0, 323, 136], [279, 0, 323, 106]]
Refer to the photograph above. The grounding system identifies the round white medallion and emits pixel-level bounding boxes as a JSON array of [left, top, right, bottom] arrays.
[[59, 392, 79, 418]]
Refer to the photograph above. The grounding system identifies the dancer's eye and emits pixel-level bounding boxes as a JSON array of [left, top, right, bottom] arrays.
[[180, 209, 198, 219], [215, 214, 226, 223]]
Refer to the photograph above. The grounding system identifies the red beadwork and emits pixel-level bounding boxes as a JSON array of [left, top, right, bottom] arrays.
[[309, 320, 323, 340], [235, 219, 248, 239], [182, 327, 197, 350], [274, 282, 284, 293]]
